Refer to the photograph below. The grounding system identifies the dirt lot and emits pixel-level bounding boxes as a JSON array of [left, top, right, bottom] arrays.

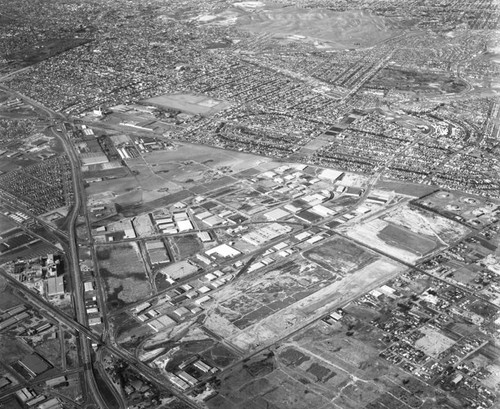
[[377, 223, 437, 256], [142, 143, 273, 174], [132, 213, 156, 237], [208, 257, 405, 352], [0, 282, 23, 311], [303, 237, 378, 275], [383, 205, 471, 244], [0, 334, 32, 365], [346, 218, 430, 263], [376, 179, 436, 197], [168, 234, 202, 260], [96, 243, 152, 310], [0, 214, 17, 234]]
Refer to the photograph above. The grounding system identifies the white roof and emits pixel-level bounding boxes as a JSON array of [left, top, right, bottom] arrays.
[[319, 169, 343, 181], [195, 295, 211, 305], [177, 220, 193, 232], [203, 215, 224, 226], [206, 244, 240, 258], [264, 208, 290, 221], [295, 231, 312, 241], [311, 204, 335, 218]]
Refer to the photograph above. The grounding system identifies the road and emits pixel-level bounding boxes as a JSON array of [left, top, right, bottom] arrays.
[[0, 82, 206, 408], [0, 81, 108, 408], [0, 190, 70, 241], [0, 266, 203, 408], [0, 64, 493, 408], [0, 368, 83, 400], [53, 124, 110, 409]]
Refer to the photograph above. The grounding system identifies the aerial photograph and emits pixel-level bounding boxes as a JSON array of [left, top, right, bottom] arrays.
[[0, 0, 499, 408]]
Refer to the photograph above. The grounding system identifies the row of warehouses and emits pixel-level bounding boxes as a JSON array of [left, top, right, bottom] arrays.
[[130, 268, 234, 332], [241, 223, 292, 247], [154, 211, 194, 234], [0, 305, 29, 330], [247, 229, 327, 273], [165, 357, 217, 391], [145, 240, 171, 265], [83, 281, 102, 326], [16, 388, 63, 409]]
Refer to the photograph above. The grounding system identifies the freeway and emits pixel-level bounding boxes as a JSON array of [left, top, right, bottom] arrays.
[[0, 368, 84, 400], [0, 266, 203, 408], [46, 122, 110, 409], [0, 80, 110, 407], [0, 81, 106, 407], [62, 119, 126, 409], [0, 82, 205, 408], [0, 190, 70, 242]]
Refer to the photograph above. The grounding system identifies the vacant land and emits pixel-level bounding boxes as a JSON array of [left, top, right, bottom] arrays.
[[0, 214, 17, 234], [96, 243, 152, 310], [383, 205, 470, 244], [35, 338, 62, 369], [132, 213, 156, 237], [414, 326, 455, 358], [214, 259, 337, 331], [0, 334, 32, 365], [378, 223, 437, 256], [0, 281, 22, 311], [303, 237, 378, 275], [143, 143, 273, 173], [346, 219, 422, 262], [375, 179, 437, 197], [212, 258, 404, 352], [168, 235, 202, 260]]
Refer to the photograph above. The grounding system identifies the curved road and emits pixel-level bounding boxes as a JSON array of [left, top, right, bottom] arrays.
[[0, 82, 202, 408]]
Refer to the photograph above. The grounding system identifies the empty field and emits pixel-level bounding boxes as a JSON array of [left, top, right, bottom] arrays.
[[96, 243, 152, 309], [143, 143, 273, 173], [0, 282, 22, 311], [132, 213, 156, 237], [169, 235, 202, 260], [414, 326, 455, 358], [383, 205, 470, 244], [303, 237, 378, 275], [0, 214, 17, 234], [377, 223, 437, 256]]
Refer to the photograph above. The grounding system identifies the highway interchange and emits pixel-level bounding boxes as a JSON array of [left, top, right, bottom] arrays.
[[0, 79, 495, 409], [0, 81, 203, 408]]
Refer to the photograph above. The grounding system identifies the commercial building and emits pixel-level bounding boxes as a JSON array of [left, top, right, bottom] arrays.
[[46, 276, 64, 297], [206, 244, 241, 258], [80, 152, 109, 166]]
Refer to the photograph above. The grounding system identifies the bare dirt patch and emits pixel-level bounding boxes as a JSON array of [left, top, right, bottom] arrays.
[[97, 243, 152, 309]]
